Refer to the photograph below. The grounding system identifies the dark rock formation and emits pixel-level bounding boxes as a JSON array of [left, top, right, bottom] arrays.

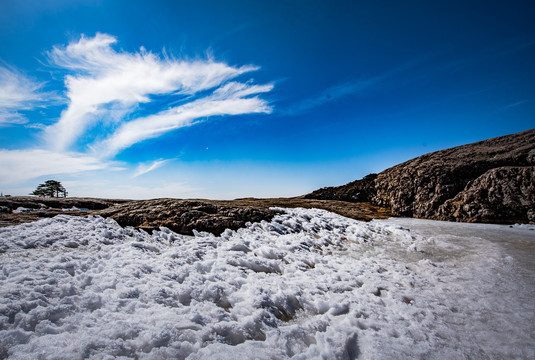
[[438, 166, 534, 223], [305, 174, 377, 202], [98, 199, 277, 235], [0, 196, 120, 212], [97, 197, 392, 235], [0, 197, 126, 228], [306, 129, 535, 224]]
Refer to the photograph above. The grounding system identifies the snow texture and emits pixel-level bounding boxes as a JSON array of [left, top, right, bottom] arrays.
[[0, 208, 533, 359], [62, 207, 90, 212], [12, 207, 46, 214]]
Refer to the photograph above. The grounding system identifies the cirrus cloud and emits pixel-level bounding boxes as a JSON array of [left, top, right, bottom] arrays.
[[0, 149, 117, 185], [45, 33, 272, 153], [0, 33, 274, 192], [97, 81, 273, 157], [133, 159, 169, 178], [0, 65, 49, 126]]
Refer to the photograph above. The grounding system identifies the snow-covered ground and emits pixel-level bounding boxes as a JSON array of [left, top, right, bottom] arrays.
[[0, 208, 533, 359]]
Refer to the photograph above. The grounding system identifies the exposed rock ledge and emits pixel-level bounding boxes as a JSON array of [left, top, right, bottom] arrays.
[[306, 129, 535, 224], [0, 197, 390, 235]]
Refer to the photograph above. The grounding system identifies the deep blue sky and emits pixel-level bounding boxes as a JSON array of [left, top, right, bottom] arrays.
[[0, 0, 534, 199]]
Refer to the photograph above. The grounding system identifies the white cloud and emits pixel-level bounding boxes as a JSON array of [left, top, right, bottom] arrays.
[[0, 34, 274, 196], [0, 149, 114, 185], [62, 180, 201, 200], [133, 159, 169, 178], [97, 81, 273, 157], [0, 65, 46, 126], [45, 33, 266, 152]]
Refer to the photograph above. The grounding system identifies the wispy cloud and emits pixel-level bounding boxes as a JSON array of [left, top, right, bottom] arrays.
[[504, 100, 529, 109], [97, 81, 273, 157], [133, 159, 169, 178], [0, 65, 47, 126], [62, 180, 201, 200], [0, 149, 115, 185], [0, 33, 274, 191], [283, 56, 430, 116], [45, 33, 270, 152], [285, 78, 379, 115]]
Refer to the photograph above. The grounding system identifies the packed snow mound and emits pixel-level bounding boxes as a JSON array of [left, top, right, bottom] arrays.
[[0, 208, 533, 359]]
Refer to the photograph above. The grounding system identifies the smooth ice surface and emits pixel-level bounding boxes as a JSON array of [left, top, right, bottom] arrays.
[[0, 209, 534, 359]]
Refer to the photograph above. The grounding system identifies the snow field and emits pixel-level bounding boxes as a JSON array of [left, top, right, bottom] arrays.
[[0, 208, 533, 359]]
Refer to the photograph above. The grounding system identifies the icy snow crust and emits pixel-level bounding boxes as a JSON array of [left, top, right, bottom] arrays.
[[0, 208, 533, 359]]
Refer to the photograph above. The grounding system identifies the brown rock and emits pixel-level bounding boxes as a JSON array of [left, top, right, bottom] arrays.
[[304, 174, 377, 202], [98, 199, 277, 235], [306, 129, 535, 224], [438, 166, 535, 223]]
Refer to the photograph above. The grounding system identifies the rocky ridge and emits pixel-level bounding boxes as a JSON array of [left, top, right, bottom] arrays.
[[306, 129, 535, 224], [0, 196, 390, 235]]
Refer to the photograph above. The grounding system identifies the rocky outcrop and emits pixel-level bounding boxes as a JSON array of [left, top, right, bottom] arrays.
[[98, 199, 277, 235], [97, 198, 392, 235], [1, 196, 392, 234], [437, 166, 534, 223], [0, 197, 127, 228], [0, 196, 121, 212], [306, 129, 535, 223], [305, 174, 377, 202]]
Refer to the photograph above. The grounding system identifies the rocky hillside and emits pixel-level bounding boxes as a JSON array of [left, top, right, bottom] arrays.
[[306, 129, 535, 224]]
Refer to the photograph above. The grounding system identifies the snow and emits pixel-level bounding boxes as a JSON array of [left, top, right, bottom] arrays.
[[12, 204, 48, 213], [0, 208, 533, 359], [62, 207, 90, 211], [11, 207, 27, 213]]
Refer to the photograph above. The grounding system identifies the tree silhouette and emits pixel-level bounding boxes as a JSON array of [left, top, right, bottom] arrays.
[[31, 180, 68, 198]]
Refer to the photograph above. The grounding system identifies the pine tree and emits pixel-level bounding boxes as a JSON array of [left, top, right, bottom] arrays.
[[31, 180, 68, 197]]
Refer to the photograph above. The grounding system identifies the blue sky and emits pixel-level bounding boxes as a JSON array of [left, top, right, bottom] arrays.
[[0, 0, 534, 199]]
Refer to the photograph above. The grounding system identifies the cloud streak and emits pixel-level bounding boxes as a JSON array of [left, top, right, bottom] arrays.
[[0, 33, 274, 190], [0, 149, 115, 185], [98, 81, 273, 157], [133, 159, 169, 178], [0, 65, 47, 126], [282, 53, 438, 116], [45, 33, 270, 153]]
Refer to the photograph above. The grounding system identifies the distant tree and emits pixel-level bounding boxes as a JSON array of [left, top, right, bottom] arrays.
[[31, 180, 68, 198]]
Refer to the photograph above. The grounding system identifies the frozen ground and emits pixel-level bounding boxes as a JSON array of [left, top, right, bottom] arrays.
[[0, 208, 533, 359]]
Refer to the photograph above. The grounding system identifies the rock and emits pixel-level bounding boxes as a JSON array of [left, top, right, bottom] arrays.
[[306, 129, 535, 224], [98, 199, 277, 236], [437, 166, 535, 223], [0, 196, 120, 212], [304, 174, 377, 202], [0, 196, 392, 233]]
